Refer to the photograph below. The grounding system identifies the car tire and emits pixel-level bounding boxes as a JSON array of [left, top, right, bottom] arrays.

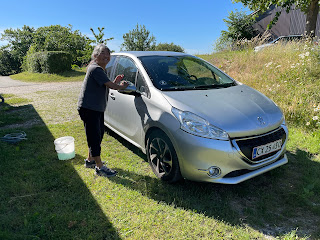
[[146, 130, 182, 183]]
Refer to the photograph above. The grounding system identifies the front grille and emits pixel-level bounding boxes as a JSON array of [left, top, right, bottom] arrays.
[[233, 127, 286, 163]]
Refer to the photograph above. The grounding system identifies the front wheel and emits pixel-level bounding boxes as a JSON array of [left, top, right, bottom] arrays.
[[146, 130, 182, 183]]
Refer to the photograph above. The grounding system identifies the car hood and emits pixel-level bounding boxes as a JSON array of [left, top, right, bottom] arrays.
[[161, 85, 284, 138]]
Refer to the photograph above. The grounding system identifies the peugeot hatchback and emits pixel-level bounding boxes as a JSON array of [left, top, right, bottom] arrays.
[[104, 51, 288, 184]]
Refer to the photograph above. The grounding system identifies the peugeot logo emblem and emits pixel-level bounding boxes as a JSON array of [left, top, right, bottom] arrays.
[[257, 117, 266, 125]]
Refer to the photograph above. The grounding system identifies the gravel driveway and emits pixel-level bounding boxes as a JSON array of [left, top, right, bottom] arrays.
[[0, 76, 83, 128]]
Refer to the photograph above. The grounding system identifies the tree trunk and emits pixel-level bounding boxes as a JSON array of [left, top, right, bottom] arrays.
[[305, 0, 319, 37]]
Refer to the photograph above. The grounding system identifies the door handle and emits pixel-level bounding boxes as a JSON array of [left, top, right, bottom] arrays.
[[109, 93, 115, 100]]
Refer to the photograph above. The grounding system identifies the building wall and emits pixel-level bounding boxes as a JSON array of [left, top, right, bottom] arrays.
[[253, 5, 320, 39]]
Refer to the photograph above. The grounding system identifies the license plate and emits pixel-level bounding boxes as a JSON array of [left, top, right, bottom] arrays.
[[252, 139, 282, 159]]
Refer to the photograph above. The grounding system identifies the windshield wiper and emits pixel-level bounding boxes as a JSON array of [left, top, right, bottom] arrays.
[[161, 87, 190, 91], [162, 86, 215, 91], [161, 83, 235, 91], [216, 82, 235, 88], [192, 83, 235, 89]]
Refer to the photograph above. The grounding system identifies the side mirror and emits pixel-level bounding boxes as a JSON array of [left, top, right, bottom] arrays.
[[118, 83, 140, 96]]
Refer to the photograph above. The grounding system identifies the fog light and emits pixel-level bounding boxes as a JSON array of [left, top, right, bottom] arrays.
[[207, 166, 221, 178]]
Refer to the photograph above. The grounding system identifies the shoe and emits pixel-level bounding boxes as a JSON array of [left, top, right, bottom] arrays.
[[95, 165, 117, 177], [84, 159, 105, 168]]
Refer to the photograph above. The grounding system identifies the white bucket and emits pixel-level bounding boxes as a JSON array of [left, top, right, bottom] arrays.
[[54, 136, 75, 160]]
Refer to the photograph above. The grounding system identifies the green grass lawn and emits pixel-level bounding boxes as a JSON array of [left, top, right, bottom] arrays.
[[10, 68, 86, 82], [1, 44, 319, 239], [1, 101, 318, 239]]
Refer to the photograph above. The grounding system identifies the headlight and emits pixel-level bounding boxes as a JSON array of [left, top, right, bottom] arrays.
[[172, 107, 229, 140]]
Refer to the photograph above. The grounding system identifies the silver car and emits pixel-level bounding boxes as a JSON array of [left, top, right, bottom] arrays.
[[104, 51, 288, 184], [254, 35, 303, 52]]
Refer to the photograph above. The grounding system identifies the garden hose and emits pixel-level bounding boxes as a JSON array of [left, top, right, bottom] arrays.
[[0, 132, 27, 143]]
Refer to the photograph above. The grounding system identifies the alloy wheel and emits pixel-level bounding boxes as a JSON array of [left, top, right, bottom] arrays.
[[149, 137, 173, 176]]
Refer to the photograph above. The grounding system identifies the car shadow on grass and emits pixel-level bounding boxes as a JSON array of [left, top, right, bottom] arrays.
[[106, 128, 320, 239], [0, 103, 121, 239]]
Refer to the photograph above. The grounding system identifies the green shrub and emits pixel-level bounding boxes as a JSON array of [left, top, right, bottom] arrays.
[[27, 51, 72, 73], [71, 64, 80, 70], [0, 48, 20, 76], [26, 52, 42, 73]]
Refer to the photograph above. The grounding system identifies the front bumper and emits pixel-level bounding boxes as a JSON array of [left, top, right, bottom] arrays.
[[171, 126, 288, 184]]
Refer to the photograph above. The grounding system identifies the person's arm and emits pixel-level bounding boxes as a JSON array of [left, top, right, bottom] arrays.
[[104, 74, 129, 90]]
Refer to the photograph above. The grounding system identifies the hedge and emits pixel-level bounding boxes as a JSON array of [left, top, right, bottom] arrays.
[[27, 51, 72, 73]]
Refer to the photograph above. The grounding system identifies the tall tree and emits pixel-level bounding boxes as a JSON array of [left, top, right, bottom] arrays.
[[32, 25, 87, 63], [1, 25, 35, 67], [222, 9, 257, 40], [121, 24, 156, 51], [233, 0, 319, 37], [1, 25, 91, 71], [0, 47, 20, 75], [90, 27, 114, 44], [213, 9, 257, 52]]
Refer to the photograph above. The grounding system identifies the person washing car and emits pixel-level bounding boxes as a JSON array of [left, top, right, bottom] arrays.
[[77, 44, 129, 177]]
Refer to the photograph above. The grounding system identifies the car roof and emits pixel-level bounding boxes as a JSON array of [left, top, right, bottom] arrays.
[[275, 35, 302, 40], [280, 35, 302, 38], [111, 51, 191, 58]]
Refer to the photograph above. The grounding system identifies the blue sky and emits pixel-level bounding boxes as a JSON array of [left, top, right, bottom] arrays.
[[0, 0, 249, 54]]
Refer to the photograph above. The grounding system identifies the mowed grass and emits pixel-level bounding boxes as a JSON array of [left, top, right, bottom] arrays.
[[0, 94, 34, 127], [10, 68, 86, 82], [0, 42, 319, 239], [2, 120, 316, 240]]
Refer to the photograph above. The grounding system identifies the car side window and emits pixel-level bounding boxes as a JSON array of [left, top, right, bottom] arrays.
[[105, 56, 116, 79], [114, 56, 150, 97], [115, 57, 137, 85]]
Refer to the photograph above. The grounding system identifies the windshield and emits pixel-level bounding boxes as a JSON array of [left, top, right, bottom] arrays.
[[138, 55, 236, 91]]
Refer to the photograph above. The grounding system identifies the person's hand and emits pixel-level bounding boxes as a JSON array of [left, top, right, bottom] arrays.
[[114, 74, 124, 84], [120, 81, 129, 89]]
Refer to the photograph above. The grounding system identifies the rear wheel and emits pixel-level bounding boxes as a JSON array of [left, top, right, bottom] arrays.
[[146, 130, 182, 183]]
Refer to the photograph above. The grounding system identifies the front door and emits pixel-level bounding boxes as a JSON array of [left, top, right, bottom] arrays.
[[105, 56, 149, 147]]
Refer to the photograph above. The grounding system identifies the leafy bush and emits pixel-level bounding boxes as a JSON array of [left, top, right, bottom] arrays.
[[0, 26, 35, 74], [1, 25, 90, 73], [214, 9, 258, 52], [32, 25, 87, 65], [26, 51, 72, 73], [0, 48, 20, 76]]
